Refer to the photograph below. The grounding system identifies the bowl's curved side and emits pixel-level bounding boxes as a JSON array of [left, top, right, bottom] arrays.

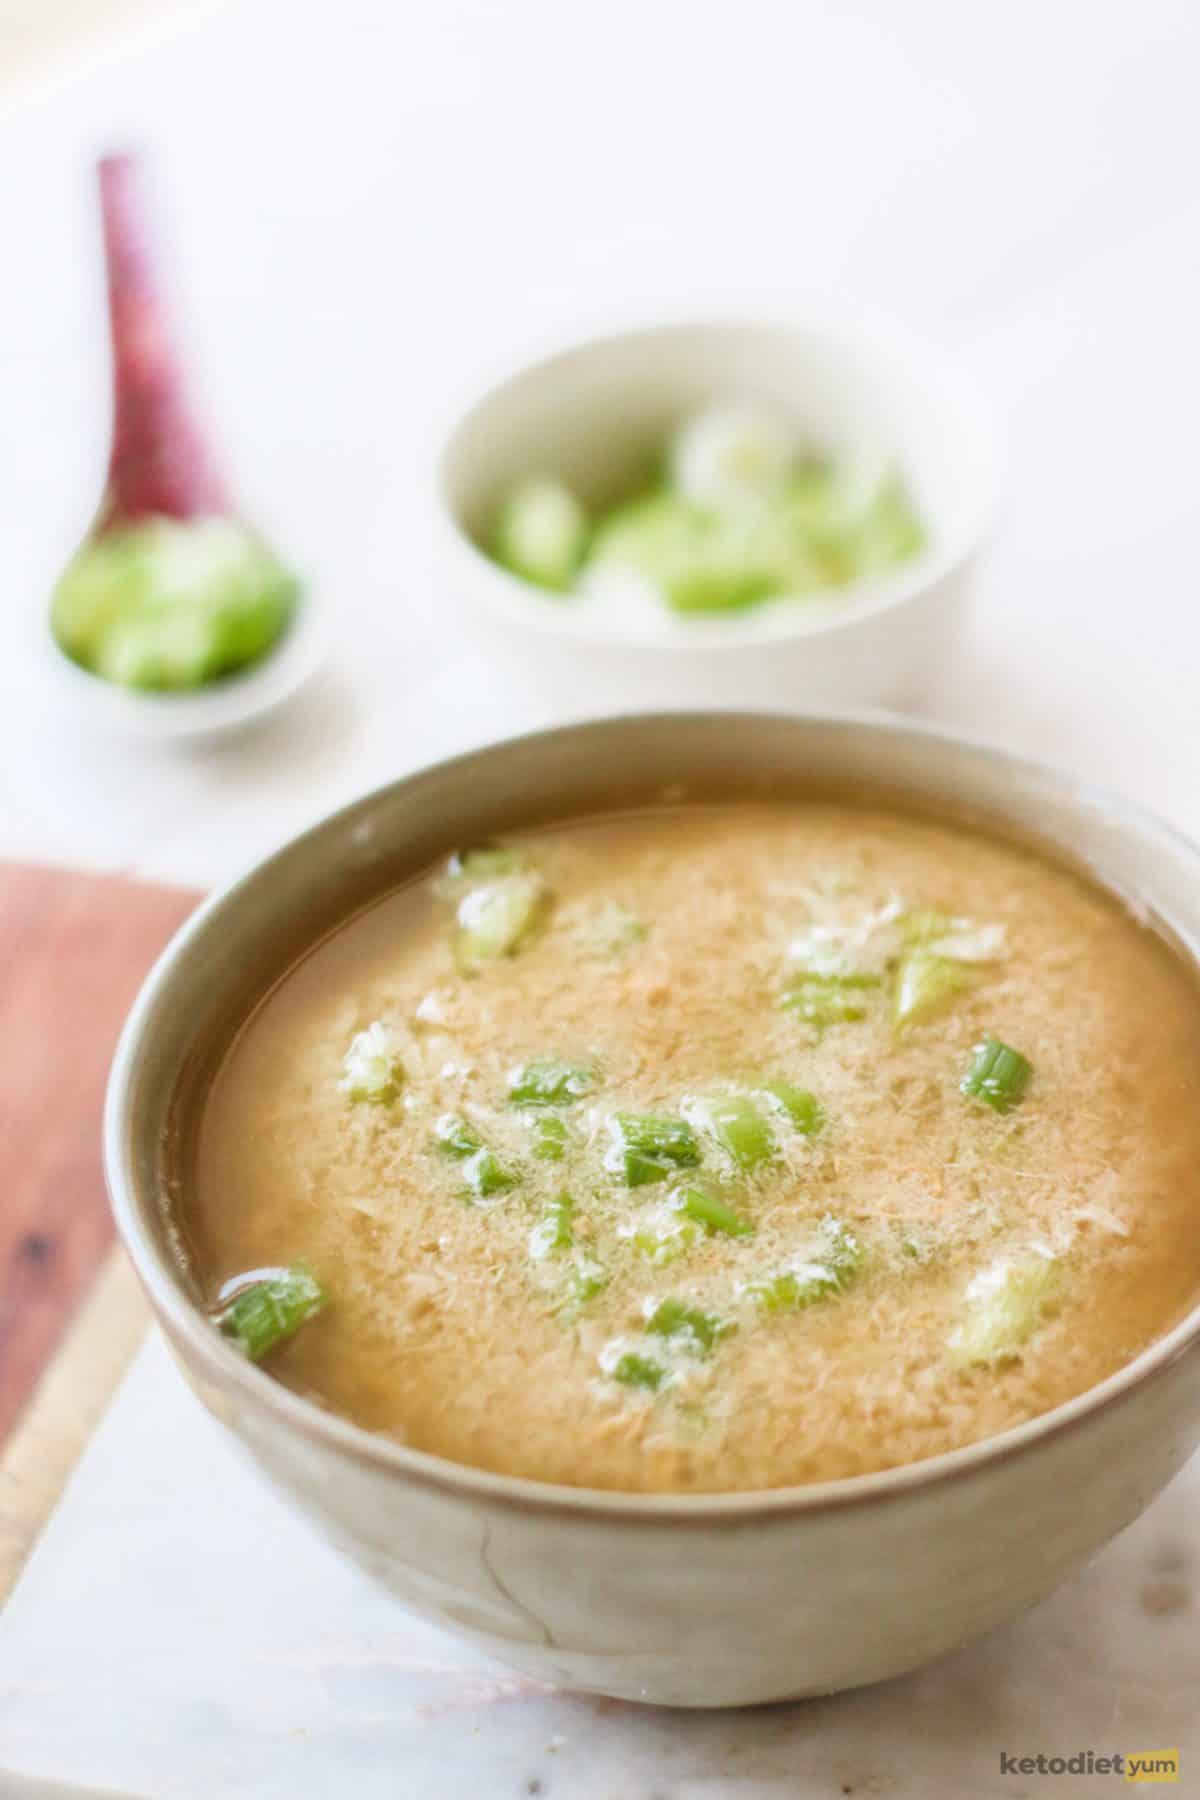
[[105, 710, 1200, 1703], [161, 1301, 1200, 1706], [447, 546, 976, 711]]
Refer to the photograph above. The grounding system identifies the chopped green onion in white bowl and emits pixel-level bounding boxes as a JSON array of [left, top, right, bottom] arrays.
[[436, 314, 994, 709]]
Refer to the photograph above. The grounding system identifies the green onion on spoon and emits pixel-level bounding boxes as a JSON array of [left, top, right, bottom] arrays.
[[49, 154, 316, 732]]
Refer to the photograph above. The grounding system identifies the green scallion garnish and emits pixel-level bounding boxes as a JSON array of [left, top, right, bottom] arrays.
[[645, 1297, 727, 1354], [683, 1092, 775, 1170], [756, 1081, 824, 1136], [529, 1193, 575, 1260], [611, 1351, 665, 1391], [528, 1114, 569, 1161], [606, 1112, 701, 1186], [780, 973, 880, 1029], [507, 1058, 596, 1107], [676, 1183, 753, 1238], [217, 1264, 324, 1362], [961, 1037, 1032, 1112]]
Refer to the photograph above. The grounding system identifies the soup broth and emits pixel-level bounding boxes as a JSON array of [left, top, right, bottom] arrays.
[[187, 803, 1200, 1492]]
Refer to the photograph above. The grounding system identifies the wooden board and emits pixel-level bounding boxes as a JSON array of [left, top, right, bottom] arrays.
[[0, 863, 199, 1594]]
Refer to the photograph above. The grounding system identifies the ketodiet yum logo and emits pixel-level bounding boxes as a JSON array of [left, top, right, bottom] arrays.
[[999, 1749, 1179, 1783]]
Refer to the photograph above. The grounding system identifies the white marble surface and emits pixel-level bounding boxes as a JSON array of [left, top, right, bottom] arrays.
[[3, 0, 1200, 1791], [1, 1333, 1197, 1799]]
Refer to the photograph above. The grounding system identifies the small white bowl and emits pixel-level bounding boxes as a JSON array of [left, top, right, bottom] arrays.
[[435, 313, 995, 710], [39, 591, 330, 744]]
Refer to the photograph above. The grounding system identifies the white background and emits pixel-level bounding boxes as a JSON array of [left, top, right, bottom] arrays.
[[1, 0, 1198, 888]]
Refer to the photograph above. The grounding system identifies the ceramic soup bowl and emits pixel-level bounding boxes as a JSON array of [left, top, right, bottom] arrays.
[[106, 712, 1200, 1706]]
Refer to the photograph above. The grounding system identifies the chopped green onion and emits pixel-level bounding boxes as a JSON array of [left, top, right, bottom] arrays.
[[961, 1038, 1033, 1112], [949, 1251, 1058, 1367], [453, 871, 548, 974], [892, 948, 973, 1031], [630, 1205, 701, 1264], [438, 846, 529, 891], [507, 1058, 596, 1107], [587, 491, 780, 615], [339, 1020, 404, 1104], [898, 908, 1006, 964], [436, 846, 549, 973], [898, 907, 955, 945], [528, 1114, 568, 1161], [671, 407, 797, 508], [675, 1182, 752, 1238], [842, 474, 926, 577], [756, 1081, 824, 1136], [606, 1111, 701, 1186], [435, 1114, 516, 1200], [533, 1210, 606, 1306], [611, 1351, 665, 1392], [781, 973, 880, 1028], [493, 476, 589, 593], [463, 1148, 516, 1200], [645, 1297, 728, 1354], [218, 1265, 324, 1362], [52, 518, 299, 693], [434, 1113, 482, 1158], [684, 1092, 775, 1170], [564, 1254, 608, 1306], [748, 1216, 863, 1313], [529, 1193, 575, 1260]]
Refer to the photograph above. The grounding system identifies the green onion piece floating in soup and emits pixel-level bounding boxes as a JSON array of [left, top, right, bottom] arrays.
[[563, 1253, 609, 1307], [683, 1092, 775, 1171], [898, 907, 957, 945], [463, 1150, 516, 1200], [756, 1081, 824, 1136], [892, 948, 974, 1033], [630, 1201, 702, 1263], [961, 1038, 1033, 1112], [606, 1111, 701, 1186], [439, 846, 529, 889], [217, 1264, 324, 1362], [529, 1193, 575, 1260], [528, 1114, 568, 1161], [437, 846, 549, 975], [609, 1350, 666, 1392], [893, 906, 1006, 1031], [898, 907, 1007, 962], [747, 1216, 863, 1313], [454, 872, 548, 974], [675, 1182, 753, 1238], [644, 1297, 729, 1354], [949, 1250, 1058, 1368], [507, 1058, 597, 1107], [434, 1112, 484, 1158], [780, 972, 880, 1029], [339, 1020, 405, 1104], [434, 1113, 517, 1200]]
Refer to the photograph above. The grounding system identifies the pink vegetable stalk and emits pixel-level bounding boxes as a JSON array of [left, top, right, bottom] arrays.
[[51, 153, 298, 692], [96, 151, 229, 528]]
